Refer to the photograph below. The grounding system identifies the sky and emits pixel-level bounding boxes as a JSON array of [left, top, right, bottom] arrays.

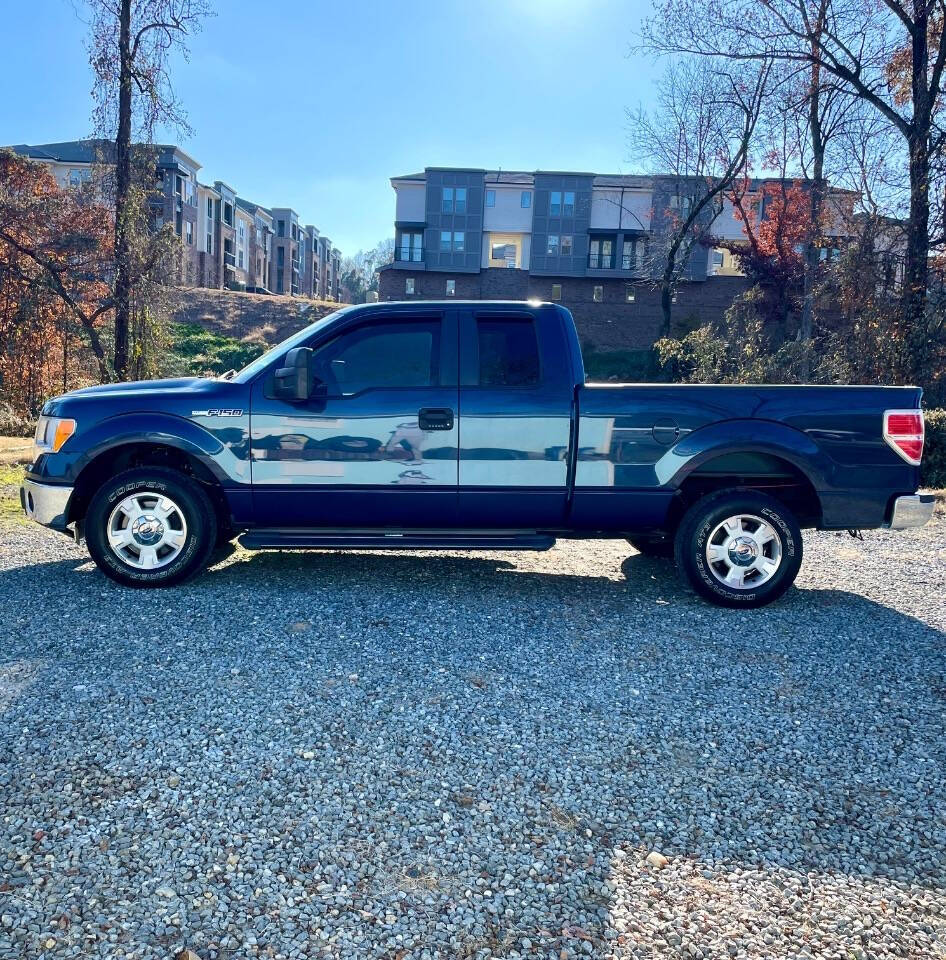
[[0, 0, 661, 256]]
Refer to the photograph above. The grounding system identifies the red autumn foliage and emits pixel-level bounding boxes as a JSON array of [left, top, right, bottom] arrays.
[[0, 150, 114, 415], [708, 177, 816, 325]]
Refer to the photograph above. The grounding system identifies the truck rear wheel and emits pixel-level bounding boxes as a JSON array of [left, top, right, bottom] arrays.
[[86, 467, 217, 588], [673, 490, 803, 608]]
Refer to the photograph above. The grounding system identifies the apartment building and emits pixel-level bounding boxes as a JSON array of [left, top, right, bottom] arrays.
[[9, 139, 342, 300], [330, 247, 341, 301], [302, 225, 321, 297], [378, 167, 852, 350], [270, 208, 303, 296], [238, 199, 274, 292]]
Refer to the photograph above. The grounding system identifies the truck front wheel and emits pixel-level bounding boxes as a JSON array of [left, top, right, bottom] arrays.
[[673, 490, 803, 608], [86, 467, 217, 588]]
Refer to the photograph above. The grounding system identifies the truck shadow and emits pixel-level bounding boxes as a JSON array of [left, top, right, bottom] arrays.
[[1, 542, 945, 955]]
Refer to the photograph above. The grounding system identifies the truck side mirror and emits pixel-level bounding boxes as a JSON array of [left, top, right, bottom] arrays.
[[273, 347, 313, 402]]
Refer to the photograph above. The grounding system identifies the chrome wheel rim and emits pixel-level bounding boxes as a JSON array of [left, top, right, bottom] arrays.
[[106, 492, 188, 570], [705, 513, 782, 590]]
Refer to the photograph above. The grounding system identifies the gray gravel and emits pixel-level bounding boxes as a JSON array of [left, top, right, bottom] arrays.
[[1, 515, 945, 959]]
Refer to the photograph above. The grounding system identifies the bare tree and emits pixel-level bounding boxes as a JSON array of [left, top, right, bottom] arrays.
[[628, 57, 772, 334], [87, 0, 211, 379], [640, 0, 946, 330]]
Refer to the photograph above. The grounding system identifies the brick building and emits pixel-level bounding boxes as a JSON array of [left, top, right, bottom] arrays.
[[378, 167, 851, 351]]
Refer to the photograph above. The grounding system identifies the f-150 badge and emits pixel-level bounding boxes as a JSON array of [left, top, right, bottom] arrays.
[[191, 409, 243, 417]]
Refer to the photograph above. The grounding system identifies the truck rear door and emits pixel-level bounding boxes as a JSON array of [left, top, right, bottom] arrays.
[[457, 305, 573, 528]]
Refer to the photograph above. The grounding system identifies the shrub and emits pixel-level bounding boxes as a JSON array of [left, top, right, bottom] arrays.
[[923, 408, 946, 489], [0, 399, 36, 437], [582, 345, 658, 382]]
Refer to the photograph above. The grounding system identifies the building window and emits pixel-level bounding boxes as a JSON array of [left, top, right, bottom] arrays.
[[551, 283, 562, 301], [521, 191, 532, 209], [207, 197, 213, 218], [589, 237, 615, 269], [549, 190, 575, 217], [547, 235, 559, 256], [455, 188, 467, 214], [453, 231, 465, 252], [442, 187, 454, 213], [68, 169, 82, 187], [405, 277, 415, 295], [712, 250, 725, 270], [205, 233, 212, 255], [440, 230, 452, 251], [277, 219, 285, 237], [593, 285, 603, 302], [399, 231, 423, 262], [446, 279, 455, 296], [486, 189, 495, 207], [185, 220, 193, 245], [224, 202, 233, 226], [625, 285, 636, 303], [490, 240, 518, 268], [560, 235, 573, 257]]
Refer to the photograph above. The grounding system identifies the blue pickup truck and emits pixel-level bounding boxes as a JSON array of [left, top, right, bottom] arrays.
[[21, 300, 933, 607]]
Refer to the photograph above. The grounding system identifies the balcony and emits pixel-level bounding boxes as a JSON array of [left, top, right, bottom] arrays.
[[224, 251, 236, 268]]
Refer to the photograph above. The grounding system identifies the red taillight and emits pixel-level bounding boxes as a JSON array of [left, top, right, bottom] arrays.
[[883, 409, 924, 465]]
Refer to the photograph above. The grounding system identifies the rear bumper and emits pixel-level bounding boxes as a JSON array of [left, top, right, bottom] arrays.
[[20, 479, 73, 530], [886, 494, 935, 530]]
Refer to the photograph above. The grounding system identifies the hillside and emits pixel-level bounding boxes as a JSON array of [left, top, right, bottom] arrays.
[[170, 289, 345, 348]]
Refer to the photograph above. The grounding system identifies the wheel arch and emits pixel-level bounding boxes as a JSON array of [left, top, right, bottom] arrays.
[[662, 421, 827, 530], [67, 441, 232, 535]]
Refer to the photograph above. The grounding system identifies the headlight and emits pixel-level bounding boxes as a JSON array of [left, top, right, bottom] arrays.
[[33, 416, 77, 458]]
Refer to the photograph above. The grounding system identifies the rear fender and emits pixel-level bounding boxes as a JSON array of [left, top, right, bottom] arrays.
[[658, 419, 830, 491]]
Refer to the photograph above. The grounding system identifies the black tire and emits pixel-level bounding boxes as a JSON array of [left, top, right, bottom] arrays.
[[627, 536, 674, 558], [86, 467, 217, 588], [673, 489, 803, 608]]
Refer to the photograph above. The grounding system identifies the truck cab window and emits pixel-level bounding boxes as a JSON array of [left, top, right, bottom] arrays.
[[312, 321, 440, 396], [477, 318, 539, 387]]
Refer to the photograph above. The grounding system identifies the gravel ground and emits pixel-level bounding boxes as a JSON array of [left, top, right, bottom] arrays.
[[1, 516, 945, 960]]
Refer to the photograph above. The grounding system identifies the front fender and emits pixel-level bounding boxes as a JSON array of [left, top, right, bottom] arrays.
[[30, 413, 251, 487], [657, 418, 831, 491]]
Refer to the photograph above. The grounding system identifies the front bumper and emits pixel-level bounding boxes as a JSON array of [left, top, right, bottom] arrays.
[[20, 479, 73, 530], [887, 493, 935, 530]]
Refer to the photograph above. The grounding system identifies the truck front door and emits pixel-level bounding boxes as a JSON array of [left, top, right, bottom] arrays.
[[250, 309, 459, 527]]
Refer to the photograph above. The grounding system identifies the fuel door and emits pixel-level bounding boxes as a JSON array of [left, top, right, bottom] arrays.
[[652, 417, 680, 446]]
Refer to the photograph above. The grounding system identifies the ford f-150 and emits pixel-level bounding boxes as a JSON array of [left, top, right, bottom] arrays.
[[21, 300, 934, 607]]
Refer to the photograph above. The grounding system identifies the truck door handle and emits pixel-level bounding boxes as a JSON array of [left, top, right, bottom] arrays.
[[418, 407, 454, 431]]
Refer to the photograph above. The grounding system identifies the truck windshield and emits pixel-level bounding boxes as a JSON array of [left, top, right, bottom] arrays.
[[230, 306, 357, 383]]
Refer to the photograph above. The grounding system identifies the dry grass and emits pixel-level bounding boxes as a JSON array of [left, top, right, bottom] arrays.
[[171, 288, 348, 347], [0, 436, 32, 466]]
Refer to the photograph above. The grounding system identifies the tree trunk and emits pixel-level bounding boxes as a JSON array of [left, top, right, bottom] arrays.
[[799, 28, 826, 383], [661, 274, 674, 336], [903, 0, 931, 338], [905, 133, 930, 325], [113, 0, 133, 381]]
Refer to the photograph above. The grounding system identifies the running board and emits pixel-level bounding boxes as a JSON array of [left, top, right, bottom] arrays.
[[238, 529, 556, 551]]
